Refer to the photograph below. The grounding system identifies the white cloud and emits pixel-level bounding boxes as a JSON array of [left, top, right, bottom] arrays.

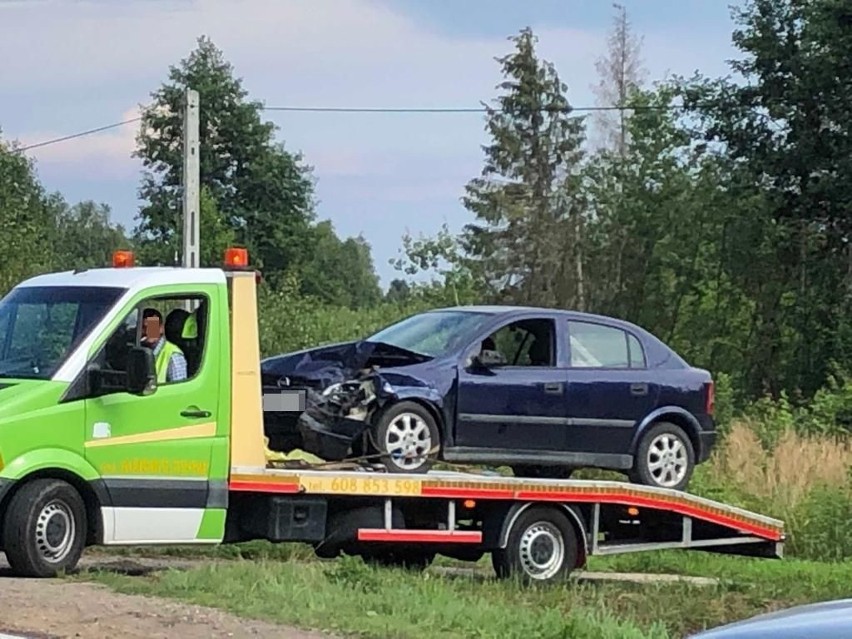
[[18, 107, 143, 179], [2, 0, 736, 283], [3, 0, 602, 180]]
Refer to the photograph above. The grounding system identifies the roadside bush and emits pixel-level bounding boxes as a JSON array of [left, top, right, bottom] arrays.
[[256, 275, 429, 357], [696, 421, 852, 561]]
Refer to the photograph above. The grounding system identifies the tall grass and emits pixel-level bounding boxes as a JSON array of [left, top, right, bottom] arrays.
[[693, 421, 852, 561]]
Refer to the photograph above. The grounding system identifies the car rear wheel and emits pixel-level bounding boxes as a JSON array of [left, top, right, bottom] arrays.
[[630, 421, 695, 490], [372, 401, 439, 474]]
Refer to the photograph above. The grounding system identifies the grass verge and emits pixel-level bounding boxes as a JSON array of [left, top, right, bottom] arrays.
[[80, 550, 852, 639]]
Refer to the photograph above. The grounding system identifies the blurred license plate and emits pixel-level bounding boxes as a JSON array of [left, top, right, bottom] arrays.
[[262, 390, 306, 412]]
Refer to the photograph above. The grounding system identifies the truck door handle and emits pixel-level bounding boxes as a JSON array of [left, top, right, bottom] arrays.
[[181, 409, 211, 418], [543, 382, 563, 394], [630, 383, 648, 396]]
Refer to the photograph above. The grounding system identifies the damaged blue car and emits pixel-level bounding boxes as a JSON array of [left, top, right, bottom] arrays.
[[260, 306, 717, 490]]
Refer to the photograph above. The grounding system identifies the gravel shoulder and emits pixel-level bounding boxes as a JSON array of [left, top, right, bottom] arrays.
[[0, 554, 331, 639]]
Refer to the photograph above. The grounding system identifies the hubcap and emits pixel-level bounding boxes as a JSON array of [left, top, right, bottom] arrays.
[[35, 500, 75, 564], [518, 522, 565, 580], [384, 412, 432, 470], [647, 433, 688, 487]]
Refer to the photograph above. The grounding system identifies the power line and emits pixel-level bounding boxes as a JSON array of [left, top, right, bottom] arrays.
[[15, 117, 142, 153], [261, 104, 695, 113], [10, 101, 743, 154]]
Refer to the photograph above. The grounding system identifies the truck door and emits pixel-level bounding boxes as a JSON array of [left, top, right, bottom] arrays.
[[82, 286, 225, 544]]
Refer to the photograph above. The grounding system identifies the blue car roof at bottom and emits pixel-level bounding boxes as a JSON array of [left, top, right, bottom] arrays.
[[690, 599, 852, 638]]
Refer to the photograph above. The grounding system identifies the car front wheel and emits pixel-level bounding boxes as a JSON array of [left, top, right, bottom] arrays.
[[629, 422, 695, 491], [372, 401, 440, 474]]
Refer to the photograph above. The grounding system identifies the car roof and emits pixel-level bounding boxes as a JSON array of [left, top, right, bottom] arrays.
[[430, 305, 644, 330], [692, 599, 852, 638]]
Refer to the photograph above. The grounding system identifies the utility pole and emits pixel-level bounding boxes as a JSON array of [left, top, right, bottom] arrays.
[[182, 88, 200, 268]]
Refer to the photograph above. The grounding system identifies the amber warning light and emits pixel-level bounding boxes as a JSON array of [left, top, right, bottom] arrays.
[[224, 247, 249, 268], [112, 250, 135, 268]]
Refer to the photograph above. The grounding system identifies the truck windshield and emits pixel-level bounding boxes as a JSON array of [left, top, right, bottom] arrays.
[[0, 285, 125, 380], [366, 310, 493, 358]]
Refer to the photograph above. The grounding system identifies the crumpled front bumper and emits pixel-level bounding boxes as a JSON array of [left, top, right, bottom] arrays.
[[298, 411, 372, 461]]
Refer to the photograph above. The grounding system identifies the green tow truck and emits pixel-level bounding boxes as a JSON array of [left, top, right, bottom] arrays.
[[0, 249, 784, 582]]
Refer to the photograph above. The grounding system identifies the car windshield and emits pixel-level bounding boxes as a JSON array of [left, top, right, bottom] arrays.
[[0, 285, 125, 380], [366, 310, 494, 358]]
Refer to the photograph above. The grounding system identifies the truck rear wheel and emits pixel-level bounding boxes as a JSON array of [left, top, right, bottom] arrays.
[[492, 506, 578, 584], [2, 478, 87, 578]]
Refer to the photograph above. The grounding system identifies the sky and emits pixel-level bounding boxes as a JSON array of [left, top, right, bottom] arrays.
[[1, 0, 741, 287]]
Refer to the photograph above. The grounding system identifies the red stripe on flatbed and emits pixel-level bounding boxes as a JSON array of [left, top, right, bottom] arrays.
[[357, 529, 483, 544], [421, 486, 515, 500], [229, 480, 301, 494], [515, 491, 781, 540]]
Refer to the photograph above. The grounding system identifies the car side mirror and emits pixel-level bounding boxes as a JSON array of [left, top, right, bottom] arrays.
[[126, 346, 157, 395], [469, 350, 506, 371]]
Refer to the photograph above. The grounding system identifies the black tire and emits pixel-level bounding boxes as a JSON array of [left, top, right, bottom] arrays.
[[492, 506, 579, 584], [2, 479, 87, 578], [629, 421, 695, 491], [372, 401, 440, 474]]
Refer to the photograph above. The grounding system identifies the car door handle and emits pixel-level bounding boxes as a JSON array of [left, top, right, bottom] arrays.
[[630, 383, 648, 396], [543, 382, 564, 394], [181, 409, 212, 418]]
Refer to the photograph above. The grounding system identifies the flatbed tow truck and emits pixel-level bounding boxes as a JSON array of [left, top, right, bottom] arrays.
[[0, 249, 784, 582]]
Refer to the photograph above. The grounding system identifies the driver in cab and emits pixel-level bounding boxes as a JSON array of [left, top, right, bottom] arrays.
[[141, 308, 188, 383]]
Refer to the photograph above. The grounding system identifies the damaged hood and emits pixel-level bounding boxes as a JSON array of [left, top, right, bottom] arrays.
[[261, 340, 434, 390]]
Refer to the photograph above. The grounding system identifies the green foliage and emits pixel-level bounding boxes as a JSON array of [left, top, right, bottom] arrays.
[[51, 201, 131, 270], [461, 28, 588, 307], [132, 36, 379, 307], [0, 135, 57, 293], [256, 274, 430, 358], [133, 36, 315, 274], [785, 484, 852, 562], [296, 221, 381, 309]]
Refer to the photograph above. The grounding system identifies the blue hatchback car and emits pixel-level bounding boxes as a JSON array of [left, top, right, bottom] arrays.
[[261, 306, 716, 490]]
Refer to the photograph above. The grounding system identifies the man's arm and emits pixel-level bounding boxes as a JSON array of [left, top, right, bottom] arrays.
[[167, 351, 188, 382]]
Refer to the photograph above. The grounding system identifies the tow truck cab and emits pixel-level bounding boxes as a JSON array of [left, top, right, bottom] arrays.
[[0, 249, 264, 565]]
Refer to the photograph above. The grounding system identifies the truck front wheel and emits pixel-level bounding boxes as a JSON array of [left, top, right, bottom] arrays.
[[2, 478, 87, 577], [492, 506, 579, 584]]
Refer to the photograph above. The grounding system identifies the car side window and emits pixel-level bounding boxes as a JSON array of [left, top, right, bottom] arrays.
[[628, 333, 646, 368], [568, 321, 638, 369], [480, 318, 556, 367], [97, 294, 209, 385]]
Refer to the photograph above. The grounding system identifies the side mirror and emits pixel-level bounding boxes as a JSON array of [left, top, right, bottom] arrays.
[[468, 349, 506, 372], [477, 349, 507, 367], [127, 346, 157, 395]]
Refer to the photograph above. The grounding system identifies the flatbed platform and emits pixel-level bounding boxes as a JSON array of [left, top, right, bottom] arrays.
[[227, 465, 784, 570], [230, 466, 783, 541]]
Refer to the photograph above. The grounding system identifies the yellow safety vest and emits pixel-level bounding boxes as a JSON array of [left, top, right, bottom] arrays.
[[155, 340, 184, 383]]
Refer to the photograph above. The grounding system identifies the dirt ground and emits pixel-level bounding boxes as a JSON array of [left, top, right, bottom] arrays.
[[0, 554, 332, 639]]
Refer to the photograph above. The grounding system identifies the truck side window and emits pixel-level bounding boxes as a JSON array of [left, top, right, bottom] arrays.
[[98, 294, 209, 385]]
